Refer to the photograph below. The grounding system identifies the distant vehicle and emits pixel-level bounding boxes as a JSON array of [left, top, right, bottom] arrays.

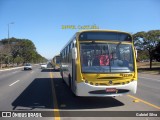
[[24, 63, 32, 70], [52, 55, 60, 70], [41, 63, 47, 69]]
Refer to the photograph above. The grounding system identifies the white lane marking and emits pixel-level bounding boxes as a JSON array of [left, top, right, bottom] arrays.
[[9, 80, 20, 86], [139, 76, 160, 82], [30, 71, 34, 74]]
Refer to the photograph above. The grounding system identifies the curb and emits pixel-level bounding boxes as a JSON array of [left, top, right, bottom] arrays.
[[0, 66, 24, 72]]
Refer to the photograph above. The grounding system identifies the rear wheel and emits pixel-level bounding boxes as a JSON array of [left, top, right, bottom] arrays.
[[68, 75, 77, 97], [68, 75, 71, 89], [61, 72, 65, 83]]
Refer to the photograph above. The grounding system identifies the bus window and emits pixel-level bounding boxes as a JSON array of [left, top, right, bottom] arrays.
[[80, 43, 134, 73]]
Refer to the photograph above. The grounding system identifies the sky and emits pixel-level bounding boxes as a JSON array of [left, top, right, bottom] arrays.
[[0, 0, 160, 59]]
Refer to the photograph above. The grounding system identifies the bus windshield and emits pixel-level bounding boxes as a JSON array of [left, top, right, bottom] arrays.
[[80, 43, 134, 73]]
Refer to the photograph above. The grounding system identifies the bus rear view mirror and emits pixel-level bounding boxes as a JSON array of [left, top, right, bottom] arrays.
[[72, 48, 77, 59]]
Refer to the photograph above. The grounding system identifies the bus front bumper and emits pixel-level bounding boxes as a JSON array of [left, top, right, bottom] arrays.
[[76, 81, 137, 97]]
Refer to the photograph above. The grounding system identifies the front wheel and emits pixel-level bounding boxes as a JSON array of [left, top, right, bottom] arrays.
[[61, 72, 65, 83], [68, 75, 71, 89]]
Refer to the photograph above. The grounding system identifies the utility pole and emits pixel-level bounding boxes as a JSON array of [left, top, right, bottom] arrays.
[[0, 52, 2, 69], [7, 22, 14, 66]]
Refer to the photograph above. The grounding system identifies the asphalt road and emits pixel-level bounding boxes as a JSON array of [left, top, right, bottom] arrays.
[[0, 64, 159, 120]]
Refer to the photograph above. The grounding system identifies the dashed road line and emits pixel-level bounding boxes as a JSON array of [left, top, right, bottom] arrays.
[[9, 80, 20, 86]]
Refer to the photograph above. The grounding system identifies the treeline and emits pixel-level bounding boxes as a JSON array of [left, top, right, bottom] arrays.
[[133, 30, 160, 68], [0, 37, 47, 68]]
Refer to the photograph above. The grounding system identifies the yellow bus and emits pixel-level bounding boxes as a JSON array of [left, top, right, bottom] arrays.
[[60, 30, 137, 97], [52, 55, 60, 70]]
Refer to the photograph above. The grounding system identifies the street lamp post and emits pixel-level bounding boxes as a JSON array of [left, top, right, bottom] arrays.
[[7, 22, 14, 66], [0, 52, 2, 69]]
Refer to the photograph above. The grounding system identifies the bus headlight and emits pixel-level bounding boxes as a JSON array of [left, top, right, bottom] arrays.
[[90, 82, 93, 85], [85, 80, 88, 83], [109, 80, 112, 85]]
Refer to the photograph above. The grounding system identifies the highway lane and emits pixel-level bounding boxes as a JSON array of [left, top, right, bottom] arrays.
[[0, 65, 38, 92], [0, 65, 37, 85], [52, 71, 160, 120], [130, 73, 160, 107], [0, 66, 159, 120], [0, 65, 54, 120], [52, 72, 160, 110]]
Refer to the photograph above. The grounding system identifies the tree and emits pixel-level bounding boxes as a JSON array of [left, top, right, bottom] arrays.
[[18, 40, 36, 63], [14, 56, 23, 65], [11, 43, 21, 64], [133, 30, 160, 68], [152, 42, 160, 62], [0, 43, 11, 67], [0, 38, 47, 68], [136, 50, 149, 62]]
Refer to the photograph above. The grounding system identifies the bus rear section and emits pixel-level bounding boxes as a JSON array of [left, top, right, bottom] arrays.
[[60, 30, 138, 97], [52, 55, 60, 70]]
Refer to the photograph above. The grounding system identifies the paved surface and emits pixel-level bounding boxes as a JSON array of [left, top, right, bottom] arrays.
[[0, 65, 159, 120]]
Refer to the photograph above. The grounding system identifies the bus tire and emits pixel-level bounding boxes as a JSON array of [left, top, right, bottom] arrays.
[[62, 77, 65, 83], [72, 92, 78, 98], [68, 75, 71, 89], [68, 75, 78, 98], [61, 72, 65, 83]]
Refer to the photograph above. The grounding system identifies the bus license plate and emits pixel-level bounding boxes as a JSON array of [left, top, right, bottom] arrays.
[[106, 88, 117, 92]]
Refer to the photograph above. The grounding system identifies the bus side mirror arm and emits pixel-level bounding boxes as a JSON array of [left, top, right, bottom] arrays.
[[135, 48, 137, 59], [72, 48, 77, 59], [135, 50, 137, 59]]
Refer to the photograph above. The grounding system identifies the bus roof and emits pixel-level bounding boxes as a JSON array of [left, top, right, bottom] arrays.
[[53, 55, 60, 58], [60, 29, 132, 52], [76, 29, 131, 35]]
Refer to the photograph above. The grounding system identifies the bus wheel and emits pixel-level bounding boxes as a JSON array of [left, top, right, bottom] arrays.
[[68, 75, 77, 98], [61, 72, 65, 83], [68, 75, 71, 89]]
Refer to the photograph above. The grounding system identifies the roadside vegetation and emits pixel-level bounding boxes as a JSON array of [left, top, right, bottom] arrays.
[[133, 30, 160, 69], [133, 30, 160, 74], [137, 62, 160, 74], [0, 37, 47, 69]]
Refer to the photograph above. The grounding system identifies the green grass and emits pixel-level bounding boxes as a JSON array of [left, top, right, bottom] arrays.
[[137, 62, 160, 75], [152, 62, 160, 66]]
